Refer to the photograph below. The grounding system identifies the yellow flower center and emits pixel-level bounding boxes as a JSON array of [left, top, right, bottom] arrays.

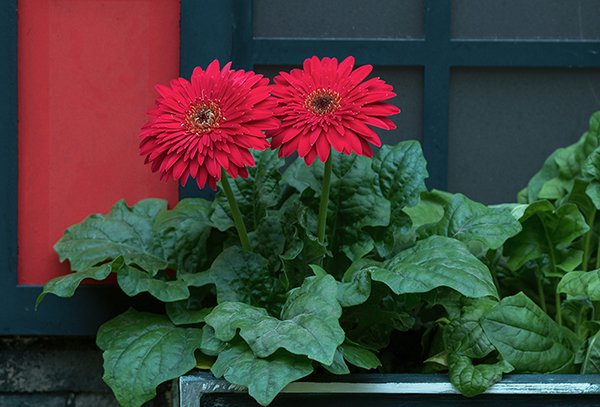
[[305, 88, 341, 116], [184, 101, 223, 134]]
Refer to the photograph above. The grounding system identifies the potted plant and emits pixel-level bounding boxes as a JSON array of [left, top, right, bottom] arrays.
[[38, 57, 600, 407]]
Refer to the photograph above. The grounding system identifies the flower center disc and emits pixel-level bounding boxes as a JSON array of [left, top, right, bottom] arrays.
[[305, 89, 341, 116], [184, 101, 223, 134]]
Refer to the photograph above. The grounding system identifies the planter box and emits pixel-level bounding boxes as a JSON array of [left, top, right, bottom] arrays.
[[174, 372, 600, 407]]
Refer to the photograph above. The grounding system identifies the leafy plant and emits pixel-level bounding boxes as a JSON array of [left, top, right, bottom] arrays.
[[38, 56, 600, 407]]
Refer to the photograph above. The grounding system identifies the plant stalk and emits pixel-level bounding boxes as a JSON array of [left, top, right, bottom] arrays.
[[582, 210, 596, 271], [555, 289, 563, 326], [220, 169, 251, 251], [536, 273, 547, 313], [317, 154, 333, 245], [541, 221, 562, 325], [596, 233, 600, 270], [486, 251, 502, 294]]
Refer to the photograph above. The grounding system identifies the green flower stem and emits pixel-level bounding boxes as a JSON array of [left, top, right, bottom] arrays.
[[317, 154, 333, 245], [220, 169, 251, 251]]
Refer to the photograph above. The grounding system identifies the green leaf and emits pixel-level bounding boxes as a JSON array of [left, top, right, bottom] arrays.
[[340, 341, 381, 369], [309, 264, 327, 277], [166, 300, 211, 325], [448, 353, 513, 397], [328, 153, 390, 260], [54, 199, 168, 273], [205, 275, 344, 365], [368, 208, 415, 259], [425, 194, 522, 255], [523, 111, 600, 202], [341, 284, 415, 350], [561, 299, 594, 338], [422, 288, 464, 319], [279, 202, 327, 286], [444, 298, 497, 359], [211, 342, 313, 406], [209, 246, 286, 312], [404, 190, 453, 229], [212, 149, 284, 230], [565, 179, 597, 219], [514, 200, 555, 222], [153, 198, 213, 274], [208, 203, 233, 232], [179, 270, 213, 287], [281, 158, 322, 194], [371, 236, 498, 299], [586, 182, 600, 209], [36, 258, 122, 308], [372, 141, 429, 209], [581, 330, 600, 373], [97, 309, 202, 407], [200, 325, 226, 356], [117, 266, 189, 302], [250, 209, 286, 267], [504, 202, 588, 272], [370, 141, 427, 255], [582, 146, 600, 180], [482, 292, 579, 372], [558, 270, 600, 300], [336, 259, 378, 307], [323, 348, 350, 375], [285, 152, 390, 262]]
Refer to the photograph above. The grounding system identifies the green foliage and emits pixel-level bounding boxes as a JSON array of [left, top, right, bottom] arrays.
[[448, 354, 513, 397], [481, 293, 579, 372], [422, 194, 522, 256], [212, 149, 285, 231], [372, 141, 428, 209], [580, 330, 600, 373], [444, 298, 514, 397], [521, 111, 600, 203], [41, 120, 600, 407], [36, 258, 123, 308], [165, 299, 211, 326], [97, 309, 202, 407], [372, 236, 498, 299], [340, 341, 382, 369], [153, 198, 213, 274], [211, 342, 313, 406], [444, 298, 497, 359], [558, 270, 600, 300], [54, 199, 169, 273], [504, 202, 588, 275], [208, 246, 287, 312], [205, 275, 344, 365], [117, 266, 190, 302], [369, 142, 428, 257], [284, 153, 391, 263]]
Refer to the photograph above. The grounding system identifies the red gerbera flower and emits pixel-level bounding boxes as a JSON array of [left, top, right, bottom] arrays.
[[267, 56, 400, 165], [139, 60, 279, 189]]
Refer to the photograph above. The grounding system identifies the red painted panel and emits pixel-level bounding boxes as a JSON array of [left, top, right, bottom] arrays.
[[18, 0, 180, 284]]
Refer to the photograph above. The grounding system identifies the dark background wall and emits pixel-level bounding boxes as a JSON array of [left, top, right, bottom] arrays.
[[0, 337, 170, 406], [252, 0, 600, 204]]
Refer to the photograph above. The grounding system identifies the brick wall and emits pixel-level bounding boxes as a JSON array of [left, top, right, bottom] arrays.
[[0, 337, 170, 407]]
